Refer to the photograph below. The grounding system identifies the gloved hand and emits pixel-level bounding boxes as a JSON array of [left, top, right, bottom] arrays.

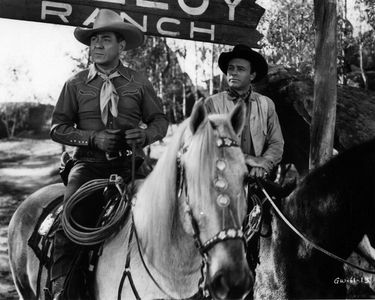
[[249, 166, 268, 179], [125, 128, 147, 147], [91, 129, 124, 152]]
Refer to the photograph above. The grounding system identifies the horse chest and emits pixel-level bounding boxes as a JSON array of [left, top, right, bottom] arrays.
[[94, 230, 167, 300]]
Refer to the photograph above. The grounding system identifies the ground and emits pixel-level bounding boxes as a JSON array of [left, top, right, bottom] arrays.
[[0, 138, 62, 299]]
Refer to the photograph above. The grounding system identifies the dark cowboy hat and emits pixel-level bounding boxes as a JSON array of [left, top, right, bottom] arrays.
[[218, 44, 268, 83], [74, 9, 144, 50]]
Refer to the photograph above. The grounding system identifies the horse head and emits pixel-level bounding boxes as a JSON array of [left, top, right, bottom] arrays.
[[177, 100, 252, 299]]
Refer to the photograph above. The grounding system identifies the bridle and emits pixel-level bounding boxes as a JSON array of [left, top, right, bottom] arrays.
[[118, 135, 257, 300], [176, 135, 248, 297]]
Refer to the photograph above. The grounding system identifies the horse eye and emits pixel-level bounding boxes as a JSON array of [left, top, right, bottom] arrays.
[[209, 120, 217, 130]]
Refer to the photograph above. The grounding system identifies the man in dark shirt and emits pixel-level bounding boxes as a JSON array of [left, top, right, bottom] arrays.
[[50, 9, 168, 299]]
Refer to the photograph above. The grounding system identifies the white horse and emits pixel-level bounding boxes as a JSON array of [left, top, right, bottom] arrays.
[[9, 100, 252, 299]]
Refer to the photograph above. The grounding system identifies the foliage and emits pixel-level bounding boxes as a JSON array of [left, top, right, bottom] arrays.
[[121, 36, 195, 123], [259, 0, 315, 77], [0, 102, 53, 138], [256, 0, 375, 90], [66, 48, 90, 74], [359, 0, 375, 29]]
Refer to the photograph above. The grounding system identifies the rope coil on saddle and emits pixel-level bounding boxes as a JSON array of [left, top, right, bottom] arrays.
[[61, 176, 130, 246]]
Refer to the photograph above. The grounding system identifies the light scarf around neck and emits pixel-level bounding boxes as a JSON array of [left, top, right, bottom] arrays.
[[98, 71, 121, 126]]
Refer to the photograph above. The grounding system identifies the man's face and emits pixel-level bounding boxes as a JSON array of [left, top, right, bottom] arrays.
[[226, 58, 256, 91], [90, 32, 125, 68]]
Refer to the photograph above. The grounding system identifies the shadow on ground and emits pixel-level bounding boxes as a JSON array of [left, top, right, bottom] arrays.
[[0, 138, 61, 299]]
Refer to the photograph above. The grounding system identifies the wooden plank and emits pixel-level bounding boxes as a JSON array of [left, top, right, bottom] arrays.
[[54, 0, 266, 29], [0, 0, 263, 46], [0, 0, 264, 28], [309, 0, 337, 169]]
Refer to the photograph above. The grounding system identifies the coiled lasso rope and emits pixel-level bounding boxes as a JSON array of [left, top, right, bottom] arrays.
[[61, 177, 131, 246]]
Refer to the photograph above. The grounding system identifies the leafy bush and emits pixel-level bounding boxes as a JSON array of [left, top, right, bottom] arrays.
[[0, 102, 54, 138]]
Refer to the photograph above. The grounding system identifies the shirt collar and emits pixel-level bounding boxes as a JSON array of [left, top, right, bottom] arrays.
[[86, 62, 131, 83]]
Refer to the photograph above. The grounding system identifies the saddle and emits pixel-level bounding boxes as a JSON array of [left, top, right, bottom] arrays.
[[28, 175, 133, 299], [244, 178, 296, 272]]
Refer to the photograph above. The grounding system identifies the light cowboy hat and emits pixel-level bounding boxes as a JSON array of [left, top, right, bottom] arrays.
[[74, 9, 144, 50], [218, 44, 268, 83]]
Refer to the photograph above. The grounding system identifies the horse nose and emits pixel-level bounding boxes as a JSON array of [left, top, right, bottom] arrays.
[[209, 266, 253, 300]]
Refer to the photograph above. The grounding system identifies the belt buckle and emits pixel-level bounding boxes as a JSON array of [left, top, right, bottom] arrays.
[[105, 151, 122, 161]]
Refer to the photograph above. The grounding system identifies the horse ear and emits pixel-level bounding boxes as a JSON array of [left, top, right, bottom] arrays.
[[190, 99, 207, 134], [229, 101, 246, 135]]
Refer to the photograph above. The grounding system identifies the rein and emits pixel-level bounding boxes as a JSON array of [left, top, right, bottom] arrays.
[[117, 135, 252, 299], [256, 179, 375, 275], [117, 215, 175, 300]]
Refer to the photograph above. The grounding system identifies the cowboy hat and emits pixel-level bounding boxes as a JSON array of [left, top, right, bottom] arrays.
[[218, 44, 268, 83], [74, 9, 144, 50]]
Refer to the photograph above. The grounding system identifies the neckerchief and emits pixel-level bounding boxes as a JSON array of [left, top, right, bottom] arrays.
[[98, 71, 121, 126], [227, 87, 252, 103], [86, 64, 122, 126]]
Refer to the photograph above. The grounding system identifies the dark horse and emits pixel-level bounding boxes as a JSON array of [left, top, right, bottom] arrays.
[[254, 138, 375, 299]]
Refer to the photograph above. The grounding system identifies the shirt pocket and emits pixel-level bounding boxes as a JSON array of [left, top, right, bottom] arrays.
[[77, 88, 99, 113], [118, 88, 141, 112]]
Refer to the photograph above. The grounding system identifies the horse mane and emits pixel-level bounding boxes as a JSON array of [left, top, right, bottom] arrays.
[[134, 121, 188, 259], [133, 115, 234, 261]]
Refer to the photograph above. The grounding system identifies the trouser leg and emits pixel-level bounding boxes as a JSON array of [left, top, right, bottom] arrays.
[[51, 162, 98, 298]]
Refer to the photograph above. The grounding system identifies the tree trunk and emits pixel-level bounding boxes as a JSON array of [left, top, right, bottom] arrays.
[[310, 0, 337, 169]]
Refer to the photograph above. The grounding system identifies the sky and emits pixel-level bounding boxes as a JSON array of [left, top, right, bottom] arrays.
[[0, 0, 367, 104]]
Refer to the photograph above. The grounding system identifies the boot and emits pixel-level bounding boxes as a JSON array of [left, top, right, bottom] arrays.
[[51, 229, 77, 300]]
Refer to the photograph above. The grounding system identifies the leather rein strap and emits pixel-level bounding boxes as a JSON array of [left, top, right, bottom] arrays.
[[117, 215, 175, 300], [256, 179, 375, 275]]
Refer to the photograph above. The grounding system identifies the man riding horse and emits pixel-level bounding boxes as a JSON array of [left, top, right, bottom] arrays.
[[204, 44, 284, 179], [204, 45, 285, 273], [49, 9, 168, 299]]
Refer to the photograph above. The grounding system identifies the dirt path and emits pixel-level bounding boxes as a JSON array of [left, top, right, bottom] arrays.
[[0, 138, 62, 299]]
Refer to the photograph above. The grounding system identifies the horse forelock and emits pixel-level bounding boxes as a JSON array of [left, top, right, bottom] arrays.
[[185, 114, 247, 227]]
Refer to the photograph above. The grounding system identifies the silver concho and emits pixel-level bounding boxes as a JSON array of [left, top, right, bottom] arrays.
[[214, 178, 228, 190], [216, 160, 226, 171], [217, 194, 230, 207]]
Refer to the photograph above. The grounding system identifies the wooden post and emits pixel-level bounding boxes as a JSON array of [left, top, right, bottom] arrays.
[[309, 0, 337, 170]]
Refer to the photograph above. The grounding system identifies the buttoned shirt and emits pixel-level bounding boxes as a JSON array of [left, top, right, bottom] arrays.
[[205, 91, 284, 165], [50, 63, 168, 148]]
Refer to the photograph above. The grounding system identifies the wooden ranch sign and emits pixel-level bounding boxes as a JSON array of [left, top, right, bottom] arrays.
[[0, 0, 264, 46]]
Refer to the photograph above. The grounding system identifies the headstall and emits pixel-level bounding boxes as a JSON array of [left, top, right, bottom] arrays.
[[176, 135, 248, 297]]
